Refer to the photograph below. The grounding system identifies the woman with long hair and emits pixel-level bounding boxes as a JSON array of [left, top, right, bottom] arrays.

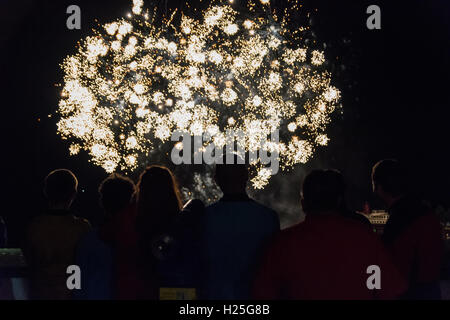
[[134, 165, 183, 299], [136, 165, 182, 238]]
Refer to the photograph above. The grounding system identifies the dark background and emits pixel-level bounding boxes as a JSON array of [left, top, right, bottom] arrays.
[[1, 0, 449, 246]]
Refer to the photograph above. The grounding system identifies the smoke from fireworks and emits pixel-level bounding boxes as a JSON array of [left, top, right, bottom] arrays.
[[57, 0, 341, 194]]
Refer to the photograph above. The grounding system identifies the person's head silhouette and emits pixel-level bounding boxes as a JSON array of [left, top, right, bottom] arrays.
[[44, 169, 78, 210], [371, 159, 407, 207], [214, 154, 248, 196], [301, 169, 345, 215], [98, 173, 135, 218]]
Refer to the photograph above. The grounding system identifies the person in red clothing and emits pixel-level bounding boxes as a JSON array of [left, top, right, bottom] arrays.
[[253, 169, 406, 300], [372, 159, 444, 299]]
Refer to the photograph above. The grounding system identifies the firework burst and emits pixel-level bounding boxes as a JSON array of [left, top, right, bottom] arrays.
[[57, 0, 341, 191]]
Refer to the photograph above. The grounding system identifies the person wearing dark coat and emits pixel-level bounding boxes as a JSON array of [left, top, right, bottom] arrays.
[[372, 159, 444, 299]]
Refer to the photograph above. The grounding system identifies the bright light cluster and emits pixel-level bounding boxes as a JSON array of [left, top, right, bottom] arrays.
[[57, 0, 341, 189]]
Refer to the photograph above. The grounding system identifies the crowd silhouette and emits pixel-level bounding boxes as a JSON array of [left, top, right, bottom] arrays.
[[0, 159, 446, 300]]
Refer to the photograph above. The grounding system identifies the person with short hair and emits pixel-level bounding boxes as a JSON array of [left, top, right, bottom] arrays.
[[202, 160, 280, 300], [372, 159, 444, 299], [253, 169, 406, 300], [25, 169, 91, 300], [75, 173, 136, 300]]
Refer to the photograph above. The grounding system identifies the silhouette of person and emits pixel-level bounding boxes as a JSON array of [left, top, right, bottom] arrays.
[[0, 215, 6, 248], [24, 169, 91, 300], [74, 173, 136, 300], [372, 159, 444, 299], [178, 198, 206, 297], [0, 215, 11, 299], [326, 170, 372, 227], [133, 165, 185, 299], [253, 169, 406, 300], [202, 158, 280, 300]]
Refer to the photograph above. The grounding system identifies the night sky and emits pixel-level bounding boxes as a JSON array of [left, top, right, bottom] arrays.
[[1, 0, 449, 245]]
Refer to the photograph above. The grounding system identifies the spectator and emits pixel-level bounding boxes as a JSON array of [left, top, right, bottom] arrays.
[[24, 169, 91, 300], [0, 215, 6, 248], [253, 169, 406, 300], [202, 160, 280, 300], [177, 199, 206, 297], [372, 159, 444, 299], [134, 165, 183, 299], [326, 170, 372, 228], [74, 173, 136, 300]]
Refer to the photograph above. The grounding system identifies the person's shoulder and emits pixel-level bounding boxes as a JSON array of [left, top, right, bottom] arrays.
[[422, 209, 441, 223], [205, 198, 278, 217], [205, 200, 222, 211], [27, 213, 49, 228], [247, 200, 278, 217], [341, 215, 375, 234], [343, 210, 372, 226], [265, 223, 302, 252], [411, 210, 442, 233], [250, 200, 275, 212], [274, 223, 302, 241], [204, 201, 224, 217], [26, 214, 53, 239], [323, 215, 378, 244], [395, 194, 430, 215]]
